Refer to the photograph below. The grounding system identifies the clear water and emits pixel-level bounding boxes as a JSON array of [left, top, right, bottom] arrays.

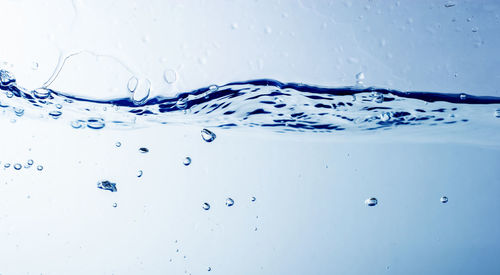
[[1, 67, 500, 274], [2, 1, 500, 273]]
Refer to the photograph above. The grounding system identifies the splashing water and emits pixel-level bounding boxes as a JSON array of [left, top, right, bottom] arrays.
[[1, 70, 499, 143]]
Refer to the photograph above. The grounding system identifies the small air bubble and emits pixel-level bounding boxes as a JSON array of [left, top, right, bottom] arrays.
[[131, 79, 151, 105], [4, 163, 10, 168], [183, 157, 192, 166], [13, 107, 24, 117], [113, 203, 118, 208], [33, 88, 51, 99], [494, 109, 500, 118], [37, 165, 43, 171], [201, 129, 216, 142], [441, 196, 449, 203], [176, 98, 188, 110], [365, 197, 378, 206], [225, 198, 235, 207], [32, 62, 39, 70], [137, 170, 143, 178], [163, 69, 178, 84], [27, 159, 34, 166], [355, 72, 365, 85], [127, 76, 138, 92], [49, 110, 62, 119], [87, 118, 105, 129], [115, 141, 122, 147], [251, 196, 256, 202], [71, 120, 84, 129], [460, 94, 467, 100], [14, 163, 22, 170], [472, 27, 479, 32], [202, 202, 210, 210], [139, 147, 149, 153], [97, 180, 117, 192], [444, 1, 456, 8]]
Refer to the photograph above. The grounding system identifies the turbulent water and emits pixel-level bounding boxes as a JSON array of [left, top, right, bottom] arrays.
[[2, 69, 500, 135]]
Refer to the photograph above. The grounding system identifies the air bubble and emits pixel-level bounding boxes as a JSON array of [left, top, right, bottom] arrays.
[[27, 159, 34, 166], [4, 163, 11, 168], [14, 163, 22, 170], [97, 180, 117, 192], [440, 196, 448, 203], [137, 170, 143, 178], [127, 76, 138, 92], [225, 198, 234, 207], [355, 72, 365, 85], [444, 1, 456, 8], [87, 118, 105, 129], [202, 202, 210, 210], [37, 165, 43, 171], [176, 98, 188, 110], [251, 196, 256, 202], [460, 94, 467, 100], [115, 141, 122, 147], [13, 107, 24, 117], [113, 203, 118, 208], [139, 147, 149, 153], [49, 110, 62, 119], [71, 120, 85, 129], [33, 88, 51, 99], [163, 69, 178, 84], [6, 91, 13, 98], [32, 62, 39, 70], [494, 109, 500, 118], [365, 197, 378, 206], [201, 129, 216, 142], [131, 78, 151, 105], [208, 267, 212, 271]]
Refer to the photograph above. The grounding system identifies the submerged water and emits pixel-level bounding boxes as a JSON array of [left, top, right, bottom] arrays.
[[1, 67, 500, 274]]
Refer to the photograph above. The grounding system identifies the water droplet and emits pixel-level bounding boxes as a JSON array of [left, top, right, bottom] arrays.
[[113, 203, 117, 208], [14, 163, 22, 170], [355, 72, 365, 85], [87, 118, 105, 129], [494, 109, 500, 118], [183, 157, 192, 166], [33, 88, 51, 99], [27, 159, 34, 166], [0, 70, 15, 86], [71, 120, 85, 129], [132, 79, 151, 105], [97, 180, 117, 192], [37, 165, 43, 171], [202, 202, 211, 210], [115, 141, 122, 147], [4, 163, 10, 168], [444, 1, 456, 8], [137, 170, 143, 178], [365, 197, 378, 206], [251, 196, 256, 202], [49, 110, 62, 119], [225, 198, 234, 207], [139, 147, 149, 153], [163, 69, 178, 84], [460, 94, 467, 100], [208, 85, 218, 92], [127, 76, 138, 92], [13, 107, 24, 117], [441, 196, 448, 203], [201, 129, 216, 142]]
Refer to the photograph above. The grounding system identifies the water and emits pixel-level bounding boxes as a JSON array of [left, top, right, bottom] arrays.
[[1, 67, 500, 274]]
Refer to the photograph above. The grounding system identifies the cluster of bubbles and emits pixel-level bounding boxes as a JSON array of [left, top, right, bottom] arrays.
[[202, 196, 257, 211], [2, 159, 43, 171]]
